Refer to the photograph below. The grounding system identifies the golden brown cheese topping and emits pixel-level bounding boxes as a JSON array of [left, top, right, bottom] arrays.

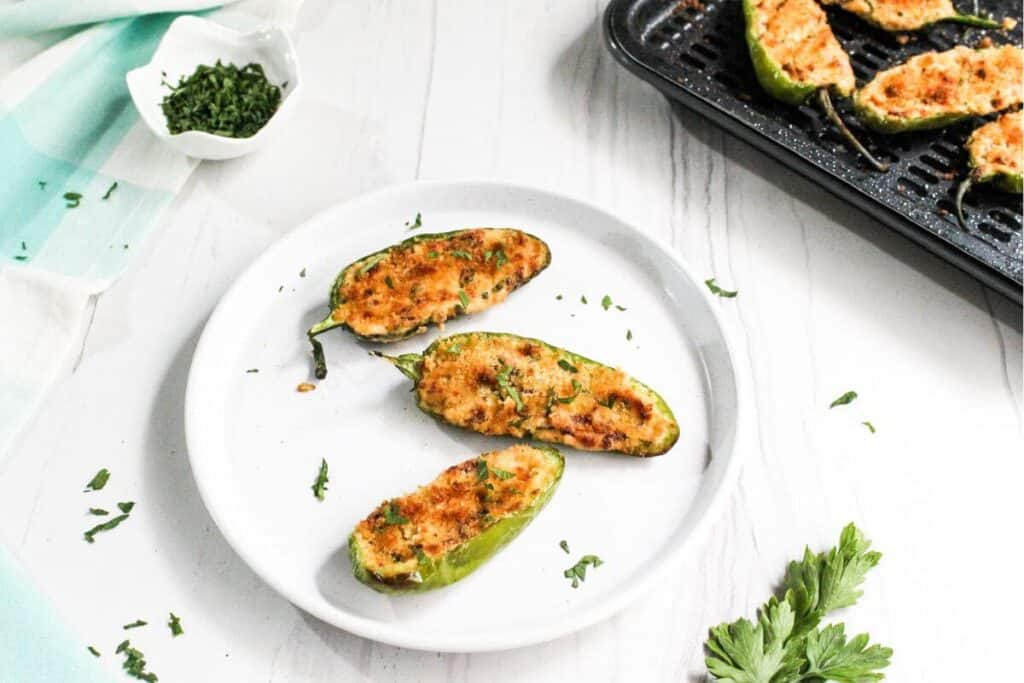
[[858, 46, 1024, 121], [821, 0, 955, 31], [416, 334, 678, 455], [750, 0, 856, 95], [967, 111, 1023, 179], [330, 229, 549, 339], [351, 445, 559, 581]]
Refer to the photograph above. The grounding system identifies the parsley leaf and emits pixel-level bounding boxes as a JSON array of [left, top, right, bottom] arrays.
[[802, 623, 892, 682], [123, 620, 147, 630], [861, 421, 876, 434], [705, 599, 803, 683], [405, 212, 422, 230], [168, 612, 184, 637], [491, 467, 515, 480], [89, 508, 109, 516], [580, 295, 588, 304], [117, 640, 158, 682], [626, 329, 633, 341], [88, 646, 101, 657], [494, 247, 508, 267], [117, 501, 135, 513], [601, 295, 613, 310], [557, 359, 578, 373], [101, 182, 118, 200], [84, 468, 110, 492], [450, 249, 473, 260], [83, 513, 129, 543], [559, 540, 570, 554], [830, 391, 858, 409], [458, 289, 470, 309], [556, 294, 563, 301], [311, 458, 329, 501], [384, 502, 409, 526], [384, 275, 395, 289], [476, 458, 490, 482], [705, 278, 738, 298], [564, 554, 604, 588], [495, 363, 526, 414]]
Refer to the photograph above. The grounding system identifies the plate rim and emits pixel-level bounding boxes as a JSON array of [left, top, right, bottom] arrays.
[[184, 178, 745, 652]]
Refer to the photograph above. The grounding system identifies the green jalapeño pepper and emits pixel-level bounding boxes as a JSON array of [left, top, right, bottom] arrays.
[[375, 331, 680, 457], [956, 110, 1023, 229], [744, 0, 890, 171], [820, 0, 1005, 31], [854, 46, 1024, 134], [306, 228, 550, 379], [349, 444, 563, 594]]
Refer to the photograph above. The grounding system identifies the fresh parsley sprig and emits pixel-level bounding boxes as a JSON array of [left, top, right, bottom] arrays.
[[705, 523, 891, 682]]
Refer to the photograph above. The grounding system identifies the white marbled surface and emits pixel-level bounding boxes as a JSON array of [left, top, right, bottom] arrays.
[[1, 1, 1022, 681]]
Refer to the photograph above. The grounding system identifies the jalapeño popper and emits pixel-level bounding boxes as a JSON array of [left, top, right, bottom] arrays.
[[744, 0, 890, 171]]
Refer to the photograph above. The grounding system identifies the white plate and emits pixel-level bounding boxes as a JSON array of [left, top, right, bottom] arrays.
[[185, 180, 742, 652]]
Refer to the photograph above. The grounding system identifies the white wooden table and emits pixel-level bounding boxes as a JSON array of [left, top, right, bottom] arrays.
[[2, 1, 1021, 680]]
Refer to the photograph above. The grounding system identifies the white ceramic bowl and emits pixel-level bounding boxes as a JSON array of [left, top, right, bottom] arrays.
[[126, 16, 301, 161]]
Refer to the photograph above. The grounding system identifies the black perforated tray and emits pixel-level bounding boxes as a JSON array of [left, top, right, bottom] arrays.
[[604, 0, 1023, 302]]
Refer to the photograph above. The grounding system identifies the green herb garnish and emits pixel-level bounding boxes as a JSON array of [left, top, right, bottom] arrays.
[[299, 267, 306, 278], [494, 247, 508, 267], [101, 182, 118, 200], [830, 391, 858, 408], [123, 620, 147, 630], [117, 501, 135, 514], [491, 467, 515, 480], [13, 255, 27, 261], [559, 540, 570, 554], [84, 468, 110, 492], [161, 60, 281, 138], [476, 458, 490, 482], [601, 295, 613, 310], [168, 612, 183, 637], [862, 421, 876, 434], [63, 192, 82, 208], [450, 249, 473, 260], [21, 241, 26, 250], [705, 278, 738, 298], [83, 514, 129, 543], [564, 554, 603, 588], [384, 502, 409, 526], [626, 329, 633, 341], [246, 368, 259, 373], [38, 181, 47, 190], [704, 523, 891, 683], [428, 250, 439, 259], [557, 359, 577, 373], [88, 645, 101, 657], [406, 212, 422, 230], [580, 295, 588, 304], [555, 379, 583, 404], [88, 508, 108, 516], [495, 363, 526, 413], [615, 305, 627, 311], [457, 289, 470, 309], [384, 275, 395, 289], [311, 458, 329, 501], [117, 640, 158, 682], [556, 294, 563, 300]]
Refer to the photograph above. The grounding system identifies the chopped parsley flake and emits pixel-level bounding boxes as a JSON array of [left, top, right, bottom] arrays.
[[299, 267, 306, 278], [601, 295, 613, 310], [556, 294, 563, 300], [560, 540, 570, 554], [557, 359, 578, 373], [830, 391, 858, 409], [615, 305, 627, 311], [457, 289, 470, 309], [626, 329, 633, 341], [101, 182, 118, 200], [555, 379, 583, 404], [88, 508, 109, 516], [38, 181, 47, 190], [83, 513, 130, 543], [476, 459, 490, 482], [384, 275, 395, 289], [496, 363, 526, 413], [311, 458, 329, 501], [246, 368, 259, 373], [405, 212, 422, 230], [494, 247, 508, 267], [84, 468, 110, 492], [862, 421, 876, 434], [580, 295, 588, 304], [123, 620, 147, 630], [63, 192, 82, 208], [564, 554, 603, 588], [384, 502, 409, 526], [705, 278, 738, 298], [117, 501, 135, 513], [88, 645, 101, 657], [491, 467, 515, 480], [428, 251, 439, 259], [359, 253, 386, 274], [450, 249, 473, 260], [168, 612, 183, 637], [117, 640, 158, 682]]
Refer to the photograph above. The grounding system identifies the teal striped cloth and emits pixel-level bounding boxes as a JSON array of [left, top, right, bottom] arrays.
[[0, 2, 301, 680]]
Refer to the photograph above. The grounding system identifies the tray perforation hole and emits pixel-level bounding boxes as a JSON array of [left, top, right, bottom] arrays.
[[920, 154, 954, 173], [713, 70, 740, 89], [861, 43, 891, 60], [908, 165, 939, 184], [978, 221, 1013, 242], [678, 52, 707, 70], [990, 210, 1023, 230], [897, 177, 928, 197], [691, 43, 719, 60]]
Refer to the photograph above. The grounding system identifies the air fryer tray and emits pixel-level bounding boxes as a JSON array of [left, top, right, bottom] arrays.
[[604, 0, 1023, 302]]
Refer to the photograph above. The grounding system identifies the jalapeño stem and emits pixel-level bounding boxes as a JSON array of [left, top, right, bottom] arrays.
[[370, 351, 423, 384], [949, 13, 1002, 29], [955, 176, 976, 231], [817, 89, 890, 172]]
